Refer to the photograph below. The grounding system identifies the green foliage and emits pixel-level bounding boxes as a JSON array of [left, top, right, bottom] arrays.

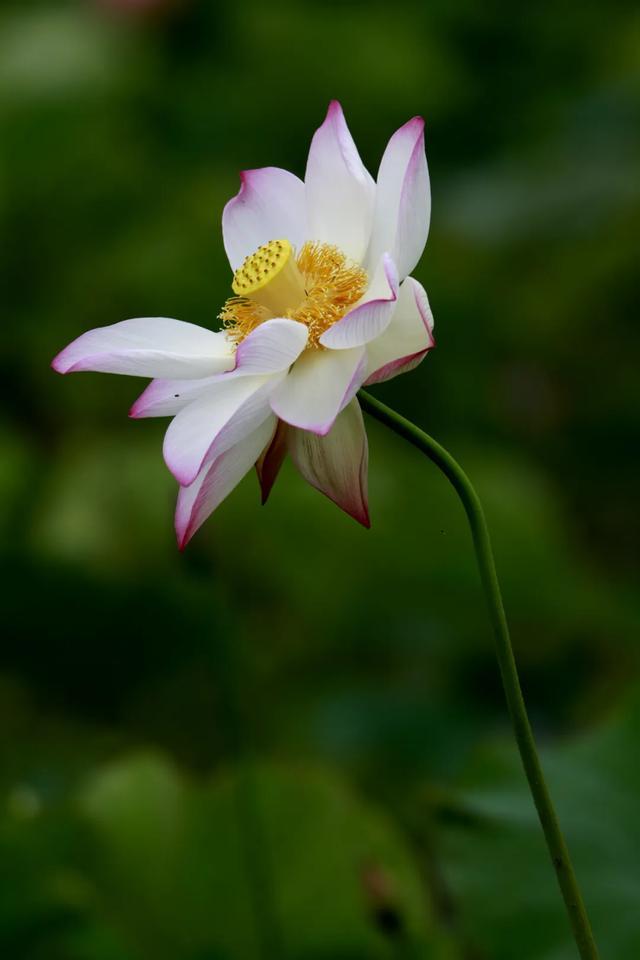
[[1, 748, 454, 959], [80, 754, 443, 958], [1, 0, 638, 957]]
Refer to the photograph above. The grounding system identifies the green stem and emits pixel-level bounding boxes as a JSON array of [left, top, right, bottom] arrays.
[[358, 389, 599, 960]]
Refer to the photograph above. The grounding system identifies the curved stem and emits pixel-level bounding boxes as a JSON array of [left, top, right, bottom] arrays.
[[359, 389, 599, 960]]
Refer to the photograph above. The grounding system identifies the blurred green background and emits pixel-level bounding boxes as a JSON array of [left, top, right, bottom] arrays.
[[2, 1, 639, 957]]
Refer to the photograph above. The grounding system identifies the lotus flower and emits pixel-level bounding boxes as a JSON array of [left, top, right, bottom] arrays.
[[52, 101, 434, 547]]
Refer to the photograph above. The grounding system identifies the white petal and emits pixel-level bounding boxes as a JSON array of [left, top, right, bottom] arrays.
[[364, 276, 435, 385], [305, 101, 375, 263], [366, 117, 430, 281], [222, 167, 306, 271], [319, 254, 398, 349], [130, 375, 222, 418], [231, 318, 308, 375], [288, 399, 369, 527], [270, 346, 366, 436], [52, 318, 235, 380], [132, 318, 308, 417], [163, 375, 277, 485], [175, 415, 277, 549]]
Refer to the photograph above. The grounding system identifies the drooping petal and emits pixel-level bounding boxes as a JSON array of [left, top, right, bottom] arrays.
[[175, 415, 277, 549], [319, 254, 398, 349], [255, 419, 288, 504], [222, 167, 307, 271], [364, 276, 435, 385], [366, 117, 430, 282], [270, 346, 366, 436], [288, 399, 369, 527], [163, 375, 277, 486], [52, 318, 235, 380], [305, 101, 375, 264]]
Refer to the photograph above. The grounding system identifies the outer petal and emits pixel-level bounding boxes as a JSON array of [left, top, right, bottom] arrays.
[[288, 399, 369, 527], [319, 254, 398, 349], [366, 117, 430, 282], [305, 101, 375, 263], [364, 276, 435, 385], [163, 375, 277, 486], [176, 415, 277, 549], [255, 419, 288, 505], [130, 374, 221, 419], [269, 346, 366, 436], [132, 318, 308, 418], [222, 167, 306, 271], [52, 318, 235, 380]]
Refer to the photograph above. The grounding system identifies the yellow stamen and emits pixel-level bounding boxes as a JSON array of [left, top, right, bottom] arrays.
[[294, 242, 368, 347], [221, 240, 368, 349], [219, 297, 270, 344]]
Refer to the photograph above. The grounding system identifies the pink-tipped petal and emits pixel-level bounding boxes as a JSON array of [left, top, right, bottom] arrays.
[[52, 318, 235, 380], [364, 276, 435, 385], [288, 399, 370, 527], [366, 117, 430, 282], [163, 375, 276, 486], [133, 318, 307, 416], [255, 419, 288, 504], [364, 350, 430, 386], [175, 415, 277, 549], [305, 101, 375, 264], [222, 167, 306, 271], [270, 346, 366, 436], [319, 254, 398, 349]]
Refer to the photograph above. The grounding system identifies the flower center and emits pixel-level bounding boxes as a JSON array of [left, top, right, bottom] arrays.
[[220, 239, 368, 349], [231, 239, 306, 313]]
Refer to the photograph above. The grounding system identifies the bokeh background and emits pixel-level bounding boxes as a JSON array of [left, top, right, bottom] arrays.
[[2, 1, 639, 957]]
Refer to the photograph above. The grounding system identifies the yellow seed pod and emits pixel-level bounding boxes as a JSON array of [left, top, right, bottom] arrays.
[[232, 239, 306, 315]]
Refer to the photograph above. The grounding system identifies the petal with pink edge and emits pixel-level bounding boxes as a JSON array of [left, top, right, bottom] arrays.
[[270, 346, 366, 436], [52, 318, 235, 380], [163, 375, 276, 486], [176, 415, 277, 549], [255, 419, 288, 505], [133, 318, 308, 417], [319, 254, 398, 350], [288, 399, 370, 527], [222, 167, 306, 271], [305, 101, 375, 264], [364, 276, 435, 385], [366, 117, 430, 282]]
